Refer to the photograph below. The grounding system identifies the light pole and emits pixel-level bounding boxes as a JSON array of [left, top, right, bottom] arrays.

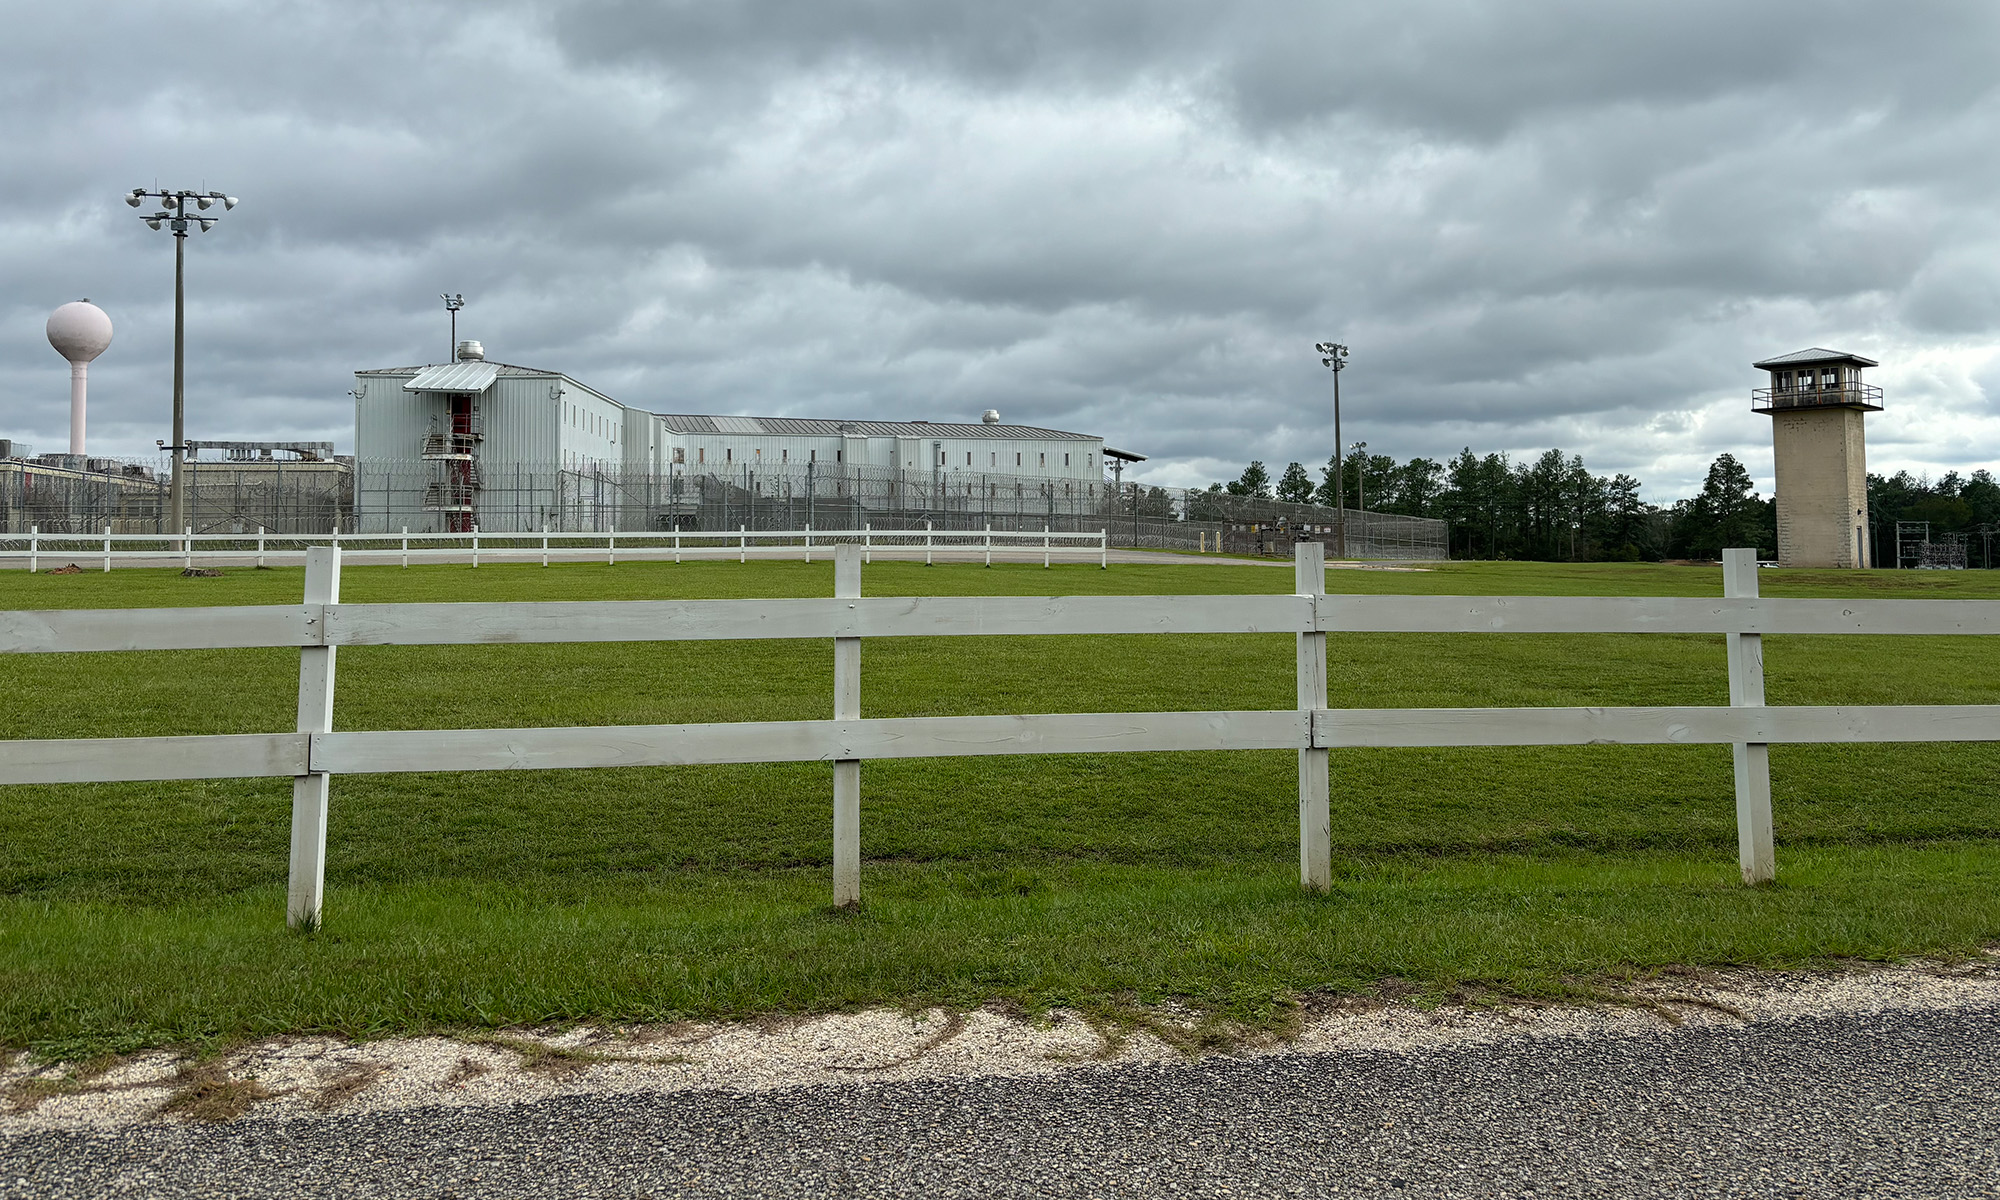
[[1349, 440, 1367, 558], [129, 186, 237, 536], [1314, 342, 1349, 558], [442, 293, 464, 361]]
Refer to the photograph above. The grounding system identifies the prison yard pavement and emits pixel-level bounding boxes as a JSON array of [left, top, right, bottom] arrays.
[[4, 959, 1997, 1198]]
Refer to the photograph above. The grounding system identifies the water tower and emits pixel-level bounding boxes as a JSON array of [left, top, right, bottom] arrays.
[[46, 299, 114, 458], [1752, 348, 1881, 568]]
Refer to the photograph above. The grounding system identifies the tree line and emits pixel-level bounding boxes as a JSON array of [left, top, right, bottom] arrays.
[[1207, 447, 2000, 563]]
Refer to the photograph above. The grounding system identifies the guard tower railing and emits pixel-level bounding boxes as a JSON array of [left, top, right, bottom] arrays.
[[1752, 382, 1884, 413]]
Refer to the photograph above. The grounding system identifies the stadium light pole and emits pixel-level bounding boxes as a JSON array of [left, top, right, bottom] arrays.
[[1349, 439, 1368, 558], [130, 186, 238, 536], [1315, 342, 1350, 558]]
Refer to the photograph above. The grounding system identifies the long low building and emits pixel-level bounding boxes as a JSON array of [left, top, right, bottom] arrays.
[[353, 342, 1118, 533]]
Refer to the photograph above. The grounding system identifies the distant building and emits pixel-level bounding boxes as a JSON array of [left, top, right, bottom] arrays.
[[1752, 347, 1882, 569], [353, 341, 1112, 532]]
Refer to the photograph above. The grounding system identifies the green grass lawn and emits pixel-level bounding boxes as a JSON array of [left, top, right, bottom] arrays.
[[2, 557, 1998, 1055]]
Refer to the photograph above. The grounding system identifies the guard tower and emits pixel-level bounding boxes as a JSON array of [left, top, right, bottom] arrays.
[[1752, 348, 1882, 568]]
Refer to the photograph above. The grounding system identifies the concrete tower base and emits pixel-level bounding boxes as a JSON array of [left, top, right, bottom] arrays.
[[1771, 406, 1869, 568]]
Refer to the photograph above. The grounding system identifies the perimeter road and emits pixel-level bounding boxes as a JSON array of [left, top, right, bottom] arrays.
[[7, 1003, 1995, 1198]]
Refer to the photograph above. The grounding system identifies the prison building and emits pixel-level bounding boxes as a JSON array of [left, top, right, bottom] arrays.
[[353, 342, 1112, 533]]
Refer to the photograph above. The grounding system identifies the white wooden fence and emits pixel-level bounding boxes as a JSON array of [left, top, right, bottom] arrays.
[[0, 523, 1111, 571], [3, 545, 1998, 929]]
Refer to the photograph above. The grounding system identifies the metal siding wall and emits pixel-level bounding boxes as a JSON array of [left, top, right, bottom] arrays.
[[353, 372, 436, 533]]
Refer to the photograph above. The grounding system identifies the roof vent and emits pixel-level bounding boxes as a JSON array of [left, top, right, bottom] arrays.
[[982, 409, 1001, 424], [456, 340, 484, 361]]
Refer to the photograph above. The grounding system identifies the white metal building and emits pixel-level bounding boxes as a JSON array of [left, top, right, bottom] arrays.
[[353, 342, 1111, 533]]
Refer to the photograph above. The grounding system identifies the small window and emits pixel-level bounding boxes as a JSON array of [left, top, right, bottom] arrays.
[[836, 450, 843, 463], [782, 449, 788, 463], [697, 448, 705, 465], [967, 452, 973, 466], [1064, 454, 1070, 467], [1016, 453, 1022, 467], [726, 448, 732, 463], [1039, 453, 1046, 467], [810, 449, 816, 463], [990, 453, 996, 466]]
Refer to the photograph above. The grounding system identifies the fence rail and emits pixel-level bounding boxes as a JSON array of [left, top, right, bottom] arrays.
[[0, 523, 1111, 571], [2, 546, 1995, 927]]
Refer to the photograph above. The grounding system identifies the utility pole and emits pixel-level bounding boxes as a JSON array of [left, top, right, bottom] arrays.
[[1314, 342, 1350, 558]]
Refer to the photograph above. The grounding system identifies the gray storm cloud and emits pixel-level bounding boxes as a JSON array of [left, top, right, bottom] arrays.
[[0, 0, 1994, 499]]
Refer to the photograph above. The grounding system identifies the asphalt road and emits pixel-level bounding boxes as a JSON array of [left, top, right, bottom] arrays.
[[8, 1005, 1996, 1199]]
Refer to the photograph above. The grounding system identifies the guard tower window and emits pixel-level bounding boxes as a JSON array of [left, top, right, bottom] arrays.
[[726, 448, 732, 463], [967, 452, 973, 466], [1065, 453, 1071, 467], [1039, 453, 1046, 467]]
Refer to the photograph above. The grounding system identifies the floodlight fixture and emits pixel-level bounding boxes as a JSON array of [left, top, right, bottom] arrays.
[[196, 196, 213, 210], [126, 191, 144, 207], [198, 219, 216, 232], [144, 217, 163, 230]]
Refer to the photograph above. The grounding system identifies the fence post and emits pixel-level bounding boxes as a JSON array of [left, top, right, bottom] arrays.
[[925, 520, 933, 567], [1724, 548, 1775, 884], [740, 525, 747, 564], [865, 523, 872, 564], [985, 523, 992, 568], [1296, 541, 1331, 892], [673, 529, 680, 564], [1100, 529, 1108, 569], [27, 526, 36, 573], [805, 524, 812, 564], [256, 526, 266, 569], [183, 526, 192, 569], [103, 526, 112, 572], [402, 527, 410, 570], [833, 543, 862, 907], [289, 545, 341, 929], [1044, 524, 1051, 569], [608, 530, 616, 567]]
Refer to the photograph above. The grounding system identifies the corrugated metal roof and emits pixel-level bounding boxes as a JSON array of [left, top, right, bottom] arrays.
[[655, 415, 1095, 440], [402, 361, 502, 393], [1751, 348, 1879, 369]]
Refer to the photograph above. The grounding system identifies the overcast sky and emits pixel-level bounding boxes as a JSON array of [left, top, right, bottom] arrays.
[[4, 1, 1996, 500]]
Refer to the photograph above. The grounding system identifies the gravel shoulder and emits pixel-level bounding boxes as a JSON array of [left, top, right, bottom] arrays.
[[4, 955, 1994, 1133]]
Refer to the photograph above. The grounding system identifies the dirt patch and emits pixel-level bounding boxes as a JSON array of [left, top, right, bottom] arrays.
[[42, 563, 83, 574], [180, 567, 223, 578]]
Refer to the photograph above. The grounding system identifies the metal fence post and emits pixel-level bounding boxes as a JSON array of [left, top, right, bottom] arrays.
[[1044, 524, 1051, 569], [1296, 541, 1331, 892], [1100, 529, 1108, 569], [740, 525, 747, 564], [833, 543, 863, 907], [471, 525, 480, 568], [103, 526, 112, 572], [27, 526, 36, 574], [1724, 548, 1775, 884], [402, 526, 410, 570], [865, 523, 871, 564], [183, 526, 192, 569], [289, 545, 341, 929], [985, 523, 992, 567], [925, 520, 933, 567], [257, 526, 266, 569], [608, 530, 617, 567]]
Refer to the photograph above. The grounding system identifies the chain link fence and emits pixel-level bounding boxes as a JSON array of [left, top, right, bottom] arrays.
[[2, 456, 1449, 560]]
